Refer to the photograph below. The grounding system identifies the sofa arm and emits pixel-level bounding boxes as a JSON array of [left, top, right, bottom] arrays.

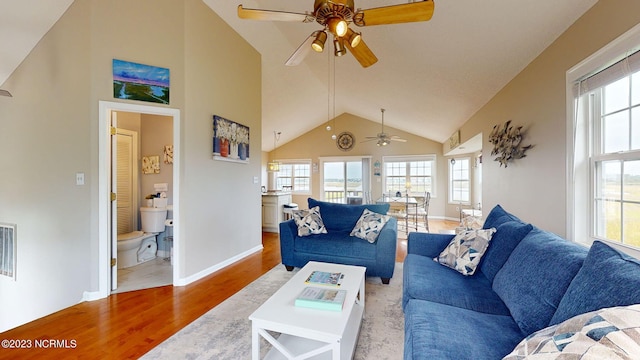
[[279, 219, 298, 266], [407, 232, 455, 258], [376, 217, 398, 268]]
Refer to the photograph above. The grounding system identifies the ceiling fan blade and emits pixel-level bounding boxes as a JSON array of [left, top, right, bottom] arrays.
[[344, 38, 378, 68], [0, 89, 12, 97], [238, 5, 313, 22], [354, 1, 434, 27], [285, 31, 319, 66], [390, 138, 407, 142]]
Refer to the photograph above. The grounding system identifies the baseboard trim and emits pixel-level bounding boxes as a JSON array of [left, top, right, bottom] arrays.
[[173, 244, 264, 286]]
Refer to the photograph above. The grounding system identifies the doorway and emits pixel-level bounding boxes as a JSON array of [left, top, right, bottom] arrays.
[[98, 101, 180, 299]]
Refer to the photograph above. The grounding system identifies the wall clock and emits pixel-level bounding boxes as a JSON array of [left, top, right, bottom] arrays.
[[336, 132, 355, 151]]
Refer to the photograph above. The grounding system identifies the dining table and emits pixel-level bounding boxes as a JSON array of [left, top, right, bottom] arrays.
[[376, 196, 419, 232]]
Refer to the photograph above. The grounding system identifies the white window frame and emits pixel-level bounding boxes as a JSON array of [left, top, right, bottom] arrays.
[[275, 159, 312, 195], [382, 155, 436, 197], [318, 156, 372, 203], [567, 22, 640, 257], [449, 157, 471, 205]]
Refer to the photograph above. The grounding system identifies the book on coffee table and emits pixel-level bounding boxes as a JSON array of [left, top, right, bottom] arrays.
[[304, 271, 344, 287], [294, 287, 347, 311]]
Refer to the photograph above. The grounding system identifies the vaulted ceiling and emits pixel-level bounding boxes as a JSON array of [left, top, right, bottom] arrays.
[[1, 0, 598, 151]]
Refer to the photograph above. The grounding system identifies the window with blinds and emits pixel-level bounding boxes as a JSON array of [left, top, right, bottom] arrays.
[[0, 223, 16, 280], [569, 23, 640, 250]]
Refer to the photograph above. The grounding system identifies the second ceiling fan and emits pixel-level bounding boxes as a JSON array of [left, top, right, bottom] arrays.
[[238, 0, 435, 68], [364, 108, 407, 146]]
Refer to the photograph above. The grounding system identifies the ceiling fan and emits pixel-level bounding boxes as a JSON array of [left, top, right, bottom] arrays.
[[364, 108, 407, 146], [237, 0, 435, 68]]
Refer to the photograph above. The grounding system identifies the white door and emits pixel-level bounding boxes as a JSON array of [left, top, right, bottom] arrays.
[[116, 129, 138, 235]]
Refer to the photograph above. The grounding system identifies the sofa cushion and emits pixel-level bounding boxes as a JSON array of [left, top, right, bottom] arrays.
[[403, 253, 510, 315], [404, 299, 524, 360], [292, 206, 327, 236], [482, 204, 522, 230], [550, 241, 640, 326], [492, 228, 588, 336], [435, 228, 496, 276], [505, 304, 640, 359], [308, 198, 390, 232], [293, 231, 377, 260], [349, 208, 391, 243], [479, 221, 533, 282]]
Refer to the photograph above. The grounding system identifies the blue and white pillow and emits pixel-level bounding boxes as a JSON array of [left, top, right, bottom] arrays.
[[434, 228, 496, 275], [293, 206, 327, 237], [504, 304, 640, 359], [350, 209, 391, 243]]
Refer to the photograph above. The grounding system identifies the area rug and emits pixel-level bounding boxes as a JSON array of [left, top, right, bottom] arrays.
[[141, 263, 405, 359]]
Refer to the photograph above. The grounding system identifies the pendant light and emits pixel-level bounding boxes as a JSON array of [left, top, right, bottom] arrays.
[[267, 131, 281, 172]]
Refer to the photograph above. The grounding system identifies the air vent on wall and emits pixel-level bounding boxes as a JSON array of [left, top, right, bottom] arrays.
[[0, 223, 16, 280]]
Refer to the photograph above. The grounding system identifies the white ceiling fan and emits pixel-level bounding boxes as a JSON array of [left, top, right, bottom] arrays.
[[364, 108, 407, 146]]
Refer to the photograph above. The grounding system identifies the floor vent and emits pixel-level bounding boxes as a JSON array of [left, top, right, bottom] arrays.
[[0, 223, 16, 280]]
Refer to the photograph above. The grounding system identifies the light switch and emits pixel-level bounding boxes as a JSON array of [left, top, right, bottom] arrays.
[[253, 176, 259, 184], [76, 172, 85, 185]]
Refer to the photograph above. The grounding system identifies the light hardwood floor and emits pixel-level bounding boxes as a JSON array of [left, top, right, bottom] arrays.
[[0, 219, 457, 360]]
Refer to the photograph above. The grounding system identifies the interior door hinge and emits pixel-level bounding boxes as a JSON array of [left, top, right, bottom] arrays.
[[110, 126, 117, 135], [111, 192, 117, 202], [111, 258, 117, 267]]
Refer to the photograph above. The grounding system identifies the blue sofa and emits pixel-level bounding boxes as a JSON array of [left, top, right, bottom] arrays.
[[403, 205, 640, 359], [279, 198, 398, 284]]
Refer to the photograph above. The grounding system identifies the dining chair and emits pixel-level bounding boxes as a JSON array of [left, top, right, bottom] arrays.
[[408, 192, 430, 232]]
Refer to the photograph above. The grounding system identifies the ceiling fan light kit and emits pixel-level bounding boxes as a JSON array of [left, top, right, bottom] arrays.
[[312, 31, 328, 52], [237, 0, 434, 68]]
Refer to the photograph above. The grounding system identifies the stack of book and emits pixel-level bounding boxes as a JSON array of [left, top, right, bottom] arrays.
[[294, 270, 347, 311], [294, 287, 347, 312]]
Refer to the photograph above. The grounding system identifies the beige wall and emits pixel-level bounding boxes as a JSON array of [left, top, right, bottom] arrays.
[[0, 0, 261, 332], [268, 113, 452, 217], [457, 0, 640, 236]]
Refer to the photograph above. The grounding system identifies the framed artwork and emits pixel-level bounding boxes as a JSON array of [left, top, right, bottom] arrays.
[[113, 59, 170, 104], [142, 156, 160, 174], [213, 115, 250, 163]]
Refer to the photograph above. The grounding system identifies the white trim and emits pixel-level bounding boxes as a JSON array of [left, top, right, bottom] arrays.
[[174, 245, 263, 286], [97, 101, 181, 299]]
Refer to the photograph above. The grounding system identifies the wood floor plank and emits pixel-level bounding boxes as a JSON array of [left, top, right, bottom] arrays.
[[0, 220, 457, 359]]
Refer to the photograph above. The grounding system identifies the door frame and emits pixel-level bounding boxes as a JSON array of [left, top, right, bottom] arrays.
[[98, 101, 180, 298]]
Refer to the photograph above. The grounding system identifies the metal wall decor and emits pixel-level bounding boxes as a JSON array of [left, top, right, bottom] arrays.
[[488, 120, 532, 167]]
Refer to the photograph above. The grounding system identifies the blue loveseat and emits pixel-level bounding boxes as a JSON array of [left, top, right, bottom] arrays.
[[403, 205, 640, 359], [279, 198, 398, 284]]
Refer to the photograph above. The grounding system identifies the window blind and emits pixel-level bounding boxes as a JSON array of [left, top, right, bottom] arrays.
[[575, 49, 640, 96]]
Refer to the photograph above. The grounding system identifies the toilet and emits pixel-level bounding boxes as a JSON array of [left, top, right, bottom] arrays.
[[117, 207, 167, 269]]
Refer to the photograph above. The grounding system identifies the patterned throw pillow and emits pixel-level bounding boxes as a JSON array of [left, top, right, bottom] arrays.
[[292, 206, 327, 237], [503, 304, 640, 359], [350, 209, 391, 243], [434, 228, 496, 276]]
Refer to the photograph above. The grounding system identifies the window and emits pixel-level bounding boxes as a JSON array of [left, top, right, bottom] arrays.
[[275, 160, 311, 194], [569, 24, 640, 252], [383, 155, 435, 196], [449, 158, 470, 204], [591, 75, 640, 247], [320, 157, 371, 204]]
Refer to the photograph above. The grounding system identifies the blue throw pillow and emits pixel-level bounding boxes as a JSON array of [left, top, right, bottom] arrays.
[[479, 221, 533, 282], [482, 204, 522, 230], [549, 241, 640, 326], [492, 228, 588, 336]]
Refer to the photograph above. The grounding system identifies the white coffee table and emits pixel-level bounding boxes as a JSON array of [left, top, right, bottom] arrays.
[[249, 261, 366, 360]]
